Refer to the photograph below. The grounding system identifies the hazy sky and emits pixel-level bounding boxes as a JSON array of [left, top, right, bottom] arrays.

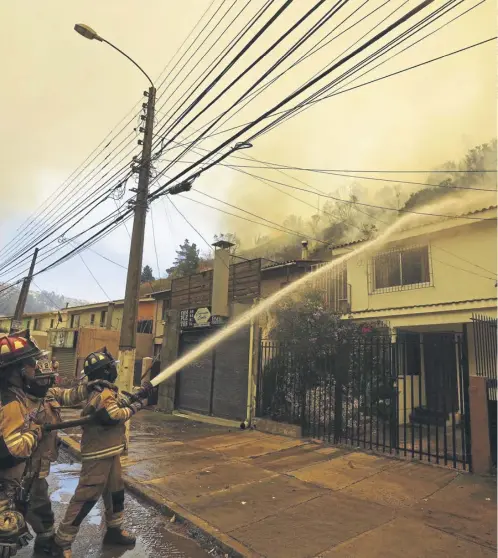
[[0, 0, 495, 304]]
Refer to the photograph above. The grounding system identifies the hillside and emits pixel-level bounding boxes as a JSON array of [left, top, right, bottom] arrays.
[[0, 285, 88, 317]]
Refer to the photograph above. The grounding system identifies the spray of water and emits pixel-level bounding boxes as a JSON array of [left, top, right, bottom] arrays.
[[151, 191, 495, 387]]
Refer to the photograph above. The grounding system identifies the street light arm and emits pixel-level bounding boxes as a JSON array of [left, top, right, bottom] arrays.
[[101, 38, 154, 87]]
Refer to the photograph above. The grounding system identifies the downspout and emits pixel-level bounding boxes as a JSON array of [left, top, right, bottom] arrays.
[[241, 315, 255, 429]]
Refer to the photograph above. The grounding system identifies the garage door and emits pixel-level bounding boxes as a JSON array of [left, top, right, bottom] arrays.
[[52, 348, 77, 386], [175, 327, 249, 421], [176, 331, 212, 415]]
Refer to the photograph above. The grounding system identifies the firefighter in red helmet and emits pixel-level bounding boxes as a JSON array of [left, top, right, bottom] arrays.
[[21, 356, 93, 554], [0, 331, 45, 557]]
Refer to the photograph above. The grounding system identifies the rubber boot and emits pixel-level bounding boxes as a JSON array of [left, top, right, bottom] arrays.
[[103, 527, 136, 546], [50, 538, 72, 558], [33, 531, 54, 554]]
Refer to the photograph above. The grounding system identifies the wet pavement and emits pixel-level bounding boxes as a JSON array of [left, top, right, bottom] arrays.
[[17, 449, 212, 558]]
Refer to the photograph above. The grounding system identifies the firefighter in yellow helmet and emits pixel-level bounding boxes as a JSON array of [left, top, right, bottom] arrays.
[[0, 331, 45, 557], [52, 348, 152, 557], [21, 356, 95, 554]]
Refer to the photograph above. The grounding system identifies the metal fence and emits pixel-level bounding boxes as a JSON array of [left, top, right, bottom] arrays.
[[472, 314, 497, 400], [471, 314, 497, 467], [257, 334, 472, 470]]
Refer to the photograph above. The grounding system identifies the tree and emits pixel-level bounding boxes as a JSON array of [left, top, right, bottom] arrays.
[[166, 239, 200, 278], [260, 290, 393, 440], [140, 265, 155, 283]]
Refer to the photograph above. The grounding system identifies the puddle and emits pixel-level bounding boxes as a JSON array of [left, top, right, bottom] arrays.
[[16, 450, 213, 557]]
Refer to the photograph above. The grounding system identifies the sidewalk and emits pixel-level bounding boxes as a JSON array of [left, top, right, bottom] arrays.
[[59, 410, 497, 558]]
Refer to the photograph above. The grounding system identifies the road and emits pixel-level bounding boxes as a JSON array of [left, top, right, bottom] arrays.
[[17, 450, 213, 558]]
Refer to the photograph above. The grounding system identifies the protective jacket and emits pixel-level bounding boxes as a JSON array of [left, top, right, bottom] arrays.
[[0, 387, 41, 472], [80, 382, 134, 462], [26, 383, 88, 478]]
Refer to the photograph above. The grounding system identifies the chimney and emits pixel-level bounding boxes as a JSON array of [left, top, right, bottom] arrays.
[[301, 240, 309, 260], [211, 239, 234, 317]]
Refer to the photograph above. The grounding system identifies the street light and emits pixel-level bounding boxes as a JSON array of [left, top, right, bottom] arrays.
[[74, 23, 102, 41], [74, 23, 156, 396], [74, 23, 154, 87]]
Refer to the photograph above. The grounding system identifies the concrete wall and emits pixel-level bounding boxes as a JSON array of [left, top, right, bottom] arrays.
[[345, 218, 497, 315]]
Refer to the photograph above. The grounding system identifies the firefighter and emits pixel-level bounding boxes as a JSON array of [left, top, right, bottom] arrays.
[[0, 331, 45, 557], [52, 348, 152, 558], [23, 357, 93, 554]]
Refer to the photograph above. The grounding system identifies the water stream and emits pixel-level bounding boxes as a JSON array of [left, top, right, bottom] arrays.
[[151, 192, 494, 388]]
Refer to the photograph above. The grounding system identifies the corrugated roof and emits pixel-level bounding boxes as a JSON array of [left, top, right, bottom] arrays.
[[261, 259, 323, 271], [349, 298, 497, 315], [331, 205, 497, 251]]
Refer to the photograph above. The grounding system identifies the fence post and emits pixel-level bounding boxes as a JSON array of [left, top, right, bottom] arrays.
[[468, 375, 491, 474], [157, 309, 180, 413]]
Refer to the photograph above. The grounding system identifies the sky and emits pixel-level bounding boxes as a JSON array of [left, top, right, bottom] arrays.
[[0, 0, 496, 304]]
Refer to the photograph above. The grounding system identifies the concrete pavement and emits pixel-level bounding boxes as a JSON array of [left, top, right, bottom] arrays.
[[60, 410, 497, 558]]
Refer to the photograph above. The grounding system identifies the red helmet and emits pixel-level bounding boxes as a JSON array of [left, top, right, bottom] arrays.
[[0, 330, 45, 370]]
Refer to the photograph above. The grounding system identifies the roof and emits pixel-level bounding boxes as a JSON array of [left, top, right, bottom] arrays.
[[150, 289, 172, 299], [331, 205, 497, 252], [349, 298, 497, 315], [261, 259, 323, 271]]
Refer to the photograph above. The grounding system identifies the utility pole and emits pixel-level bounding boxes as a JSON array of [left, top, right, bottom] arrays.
[[117, 86, 156, 393], [11, 248, 38, 333], [73, 24, 156, 394]]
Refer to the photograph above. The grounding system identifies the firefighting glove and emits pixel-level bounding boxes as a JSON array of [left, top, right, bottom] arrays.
[[28, 424, 43, 442], [0, 510, 33, 557], [129, 399, 148, 415], [134, 381, 154, 401]]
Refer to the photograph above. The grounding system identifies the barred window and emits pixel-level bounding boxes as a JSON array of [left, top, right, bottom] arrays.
[[373, 246, 430, 291]]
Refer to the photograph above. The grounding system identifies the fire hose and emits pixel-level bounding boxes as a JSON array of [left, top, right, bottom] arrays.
[[43, 385, 150, 432]]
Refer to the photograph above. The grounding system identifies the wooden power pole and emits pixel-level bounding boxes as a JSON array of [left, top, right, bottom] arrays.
[[11, 247, 39, 333]]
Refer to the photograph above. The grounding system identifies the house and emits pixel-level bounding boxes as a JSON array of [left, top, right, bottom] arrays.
[[310, 205, 497, 457], [0, 298, 156, 385]]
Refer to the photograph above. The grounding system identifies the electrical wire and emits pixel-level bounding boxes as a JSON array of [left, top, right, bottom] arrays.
[[150, 205, 162, 280]]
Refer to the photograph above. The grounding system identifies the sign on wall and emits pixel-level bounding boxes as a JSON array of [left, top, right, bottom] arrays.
[[180, 307, 229, 330]]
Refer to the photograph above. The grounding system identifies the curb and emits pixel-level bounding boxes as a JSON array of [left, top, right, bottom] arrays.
[[57, 433, 258, 558]]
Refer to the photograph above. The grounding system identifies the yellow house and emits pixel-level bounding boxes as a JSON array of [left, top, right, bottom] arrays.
[[313, 205, 497, 430]]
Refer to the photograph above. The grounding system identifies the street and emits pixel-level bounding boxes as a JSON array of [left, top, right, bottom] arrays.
[[17, 449, 211, 558]]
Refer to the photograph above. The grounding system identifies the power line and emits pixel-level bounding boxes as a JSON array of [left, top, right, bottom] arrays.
[[431, 245, 498, 277], [168, 198, 213, 253], [223, 170, 496, 221], [77, 252, 111, 301], [147, 0, 450, 201], [150, 205, 162, 279]]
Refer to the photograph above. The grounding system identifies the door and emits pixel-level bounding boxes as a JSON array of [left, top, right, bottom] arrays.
[[175, 327, 250, 420], [423, 333, 458, 416], [52, 347, 77, 386], [176, 330, 213, 415]]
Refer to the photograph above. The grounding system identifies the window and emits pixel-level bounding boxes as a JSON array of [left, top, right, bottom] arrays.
[[373, 246, 430, 291], [26, 320, 31, 330], [50, 319, 54, 329], [137, 320, 153, 334], [100, 311, 107, 327], [70, 314, 80, 328], [90, 313, 95, 325], [33, 318, 40, 330]]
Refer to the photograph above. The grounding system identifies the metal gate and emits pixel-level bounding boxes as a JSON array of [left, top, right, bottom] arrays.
[[257, 333, 472, 470], [176, 327, 250, 421], [472, 314, 497, 467], [52, 347, 77, 386]]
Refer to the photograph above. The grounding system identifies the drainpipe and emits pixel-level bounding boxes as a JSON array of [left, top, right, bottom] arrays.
[[241, 314, 256, 429], [106, 302, 115, 329]]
